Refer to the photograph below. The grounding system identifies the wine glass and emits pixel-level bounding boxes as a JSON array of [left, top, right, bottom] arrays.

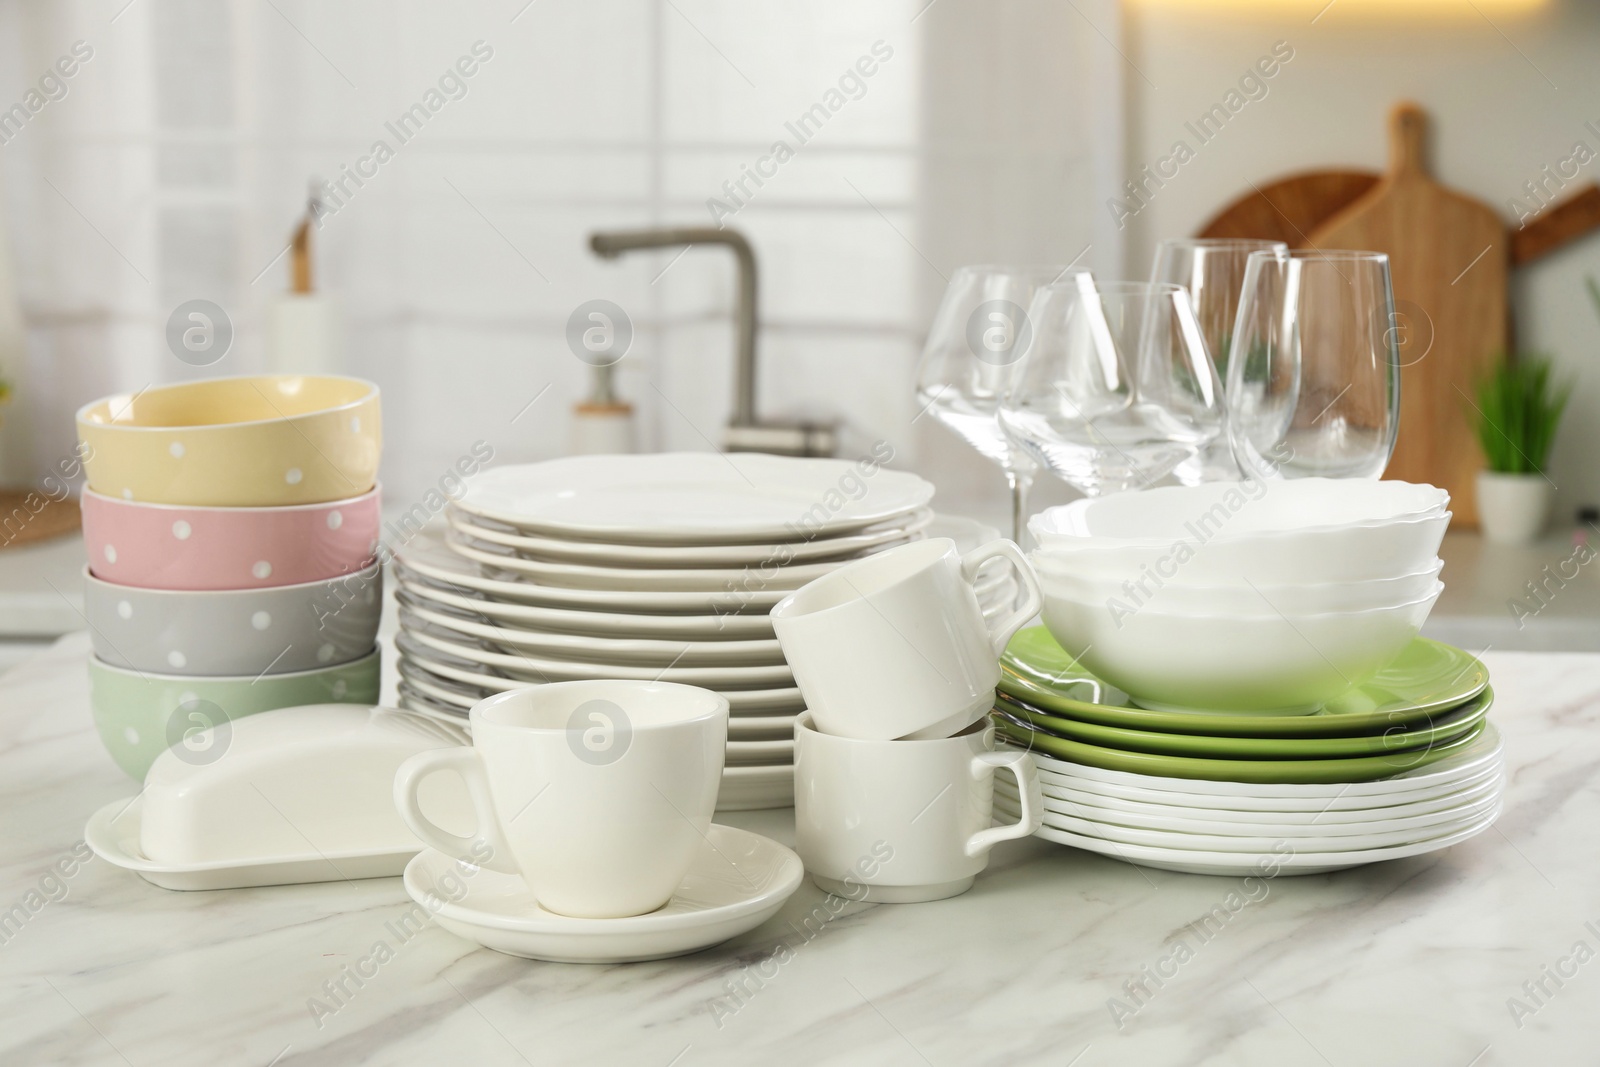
[[1151, 238, 1288, 482], [914, 265, 1083, 539], [998, 278, 1224, 496], [1226, 249, 1401, 480]]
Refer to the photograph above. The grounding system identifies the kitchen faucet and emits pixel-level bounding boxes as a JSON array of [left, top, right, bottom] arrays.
[[588, 226, 837, 457]]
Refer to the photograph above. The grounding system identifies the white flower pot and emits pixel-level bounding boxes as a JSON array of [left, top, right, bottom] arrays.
[[1477, 470, 1553, 545]]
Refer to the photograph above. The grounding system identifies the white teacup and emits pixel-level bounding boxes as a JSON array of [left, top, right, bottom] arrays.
[[394, 680, 727, 919], [794, 712, 1042, 902], [771, 537, 1042, 740]]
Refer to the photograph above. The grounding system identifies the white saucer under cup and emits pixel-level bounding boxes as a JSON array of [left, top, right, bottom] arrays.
[[394, 679, 727, 919]]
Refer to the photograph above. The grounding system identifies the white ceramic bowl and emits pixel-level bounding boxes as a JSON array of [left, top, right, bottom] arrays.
[[1033, 557, 1444, 614], [1033, 479, 1449, 546], [1039, 582, 1442, 713], [1030, 509, 1450, 585]]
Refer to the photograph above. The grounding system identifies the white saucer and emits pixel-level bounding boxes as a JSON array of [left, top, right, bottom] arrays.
[[404, 825, 803, 962], [85, 796, 416, 891]]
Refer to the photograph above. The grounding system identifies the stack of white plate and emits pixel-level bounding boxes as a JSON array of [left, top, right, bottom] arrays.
[[393, 454, 1011, 811], [992, 724, 1505, 876]]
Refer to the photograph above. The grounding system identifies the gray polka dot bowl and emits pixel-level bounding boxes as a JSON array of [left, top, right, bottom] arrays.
[[76, 375, 381, 506], [81, 486, 381, 591], [87, 649, 382, 781], [83, 563, 383, 676]]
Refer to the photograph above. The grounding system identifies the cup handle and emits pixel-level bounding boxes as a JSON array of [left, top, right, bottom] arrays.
[[959, 539, 1044, 658], [963, 749, 1043, 857], [393, 748, 518, 874]]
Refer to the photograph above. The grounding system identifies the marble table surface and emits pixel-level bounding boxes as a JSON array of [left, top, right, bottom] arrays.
[[3, 631, 1599, 1067]]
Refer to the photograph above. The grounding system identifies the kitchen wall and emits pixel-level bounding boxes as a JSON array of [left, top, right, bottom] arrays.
[[1120, 0, 1600, 524], [0, 0, 1120, 515]]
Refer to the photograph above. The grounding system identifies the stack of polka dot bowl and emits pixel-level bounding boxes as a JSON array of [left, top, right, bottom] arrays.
[[75, 375, 385, 779]]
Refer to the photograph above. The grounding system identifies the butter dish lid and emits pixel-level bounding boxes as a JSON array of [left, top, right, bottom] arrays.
[[139, 704, 471, 868]]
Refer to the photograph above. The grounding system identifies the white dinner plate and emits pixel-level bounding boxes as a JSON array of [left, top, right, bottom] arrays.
[[1009, 772, 1504, 826], [453, 454, 935, 544], [395, 570, 776, 639], [715, 763, 795, 810], [396, 594, 786, 666], [995, 777, 1502, 846], [725, 738, 795, 764], [398, 679, 797, 741], [448, 532, 853, 591], [992, 796, 1503, 876], [86, 796, 415, 891], [448, 507, 936, 566], [394, 634, 805, 714], [403, 826, 803, 962], [400, 617, 795, 688], [1024, 760, 1504, 814], [999, 724, 1505, 802], [396, 528, 786, 613]]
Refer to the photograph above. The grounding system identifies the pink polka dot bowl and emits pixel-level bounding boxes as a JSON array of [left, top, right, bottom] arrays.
[[82, 486, 381, 591], [83, 563, 383, 676]]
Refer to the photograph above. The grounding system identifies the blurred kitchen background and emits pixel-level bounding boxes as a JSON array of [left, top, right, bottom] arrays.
[[1, 0, 1598, 654]]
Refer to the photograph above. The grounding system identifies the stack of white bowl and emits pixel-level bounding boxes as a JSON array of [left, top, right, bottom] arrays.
[[389, 454, 1013, 811], [1028, 479, 1451, 715]]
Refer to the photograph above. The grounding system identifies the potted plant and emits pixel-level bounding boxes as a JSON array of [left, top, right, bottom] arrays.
[[1471, 354, 1570, 545]]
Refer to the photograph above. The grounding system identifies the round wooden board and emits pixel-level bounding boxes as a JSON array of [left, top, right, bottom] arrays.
[[0, 490, 82, 548], [1197, 169, 1379, 244]]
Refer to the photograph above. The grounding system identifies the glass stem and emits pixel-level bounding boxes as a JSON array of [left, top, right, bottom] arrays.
[[1005, 468, 1033, 545]]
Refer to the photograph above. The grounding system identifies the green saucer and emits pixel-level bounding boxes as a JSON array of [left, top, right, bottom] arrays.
[[993, 717, 1488, 784], [1000, 627, 1488, 738], [995, 686, 1492, 760]]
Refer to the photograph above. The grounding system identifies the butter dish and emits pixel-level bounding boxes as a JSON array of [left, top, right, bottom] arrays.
[[85, 705, 471, 891]]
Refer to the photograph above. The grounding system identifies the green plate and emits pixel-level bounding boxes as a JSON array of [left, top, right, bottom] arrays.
[[1000, 627, 1489, 738], [995, 686, 1492, 760], [993, 717, 1489, 784]]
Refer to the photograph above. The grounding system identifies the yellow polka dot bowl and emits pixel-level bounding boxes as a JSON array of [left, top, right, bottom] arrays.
[[76, 375, 381, 506]]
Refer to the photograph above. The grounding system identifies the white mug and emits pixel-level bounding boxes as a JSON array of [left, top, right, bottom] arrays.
[[394, 680, 727, 919], [793, 712, 1042, 902], [771, 537, 1042, 740]]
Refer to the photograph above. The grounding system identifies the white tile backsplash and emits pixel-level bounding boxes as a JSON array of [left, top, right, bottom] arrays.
[[0, 0, 1116, 505]]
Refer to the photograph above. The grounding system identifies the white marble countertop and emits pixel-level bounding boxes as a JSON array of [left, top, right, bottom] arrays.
[[3, 632, 1599, 1066]]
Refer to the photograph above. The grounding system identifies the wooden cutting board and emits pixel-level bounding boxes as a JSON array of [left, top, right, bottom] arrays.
[[1305, 102, 1507, 527]]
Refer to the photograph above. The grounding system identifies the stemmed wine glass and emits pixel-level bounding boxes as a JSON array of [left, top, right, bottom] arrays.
[[998, 278, 1224, 496], [1226, 249, 1401, 480], [914, 265, 1082, 539], [1151, 238, 1287, 482]]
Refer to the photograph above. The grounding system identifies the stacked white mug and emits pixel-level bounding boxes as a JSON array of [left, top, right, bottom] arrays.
[[772, 537, 1046, 902]]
